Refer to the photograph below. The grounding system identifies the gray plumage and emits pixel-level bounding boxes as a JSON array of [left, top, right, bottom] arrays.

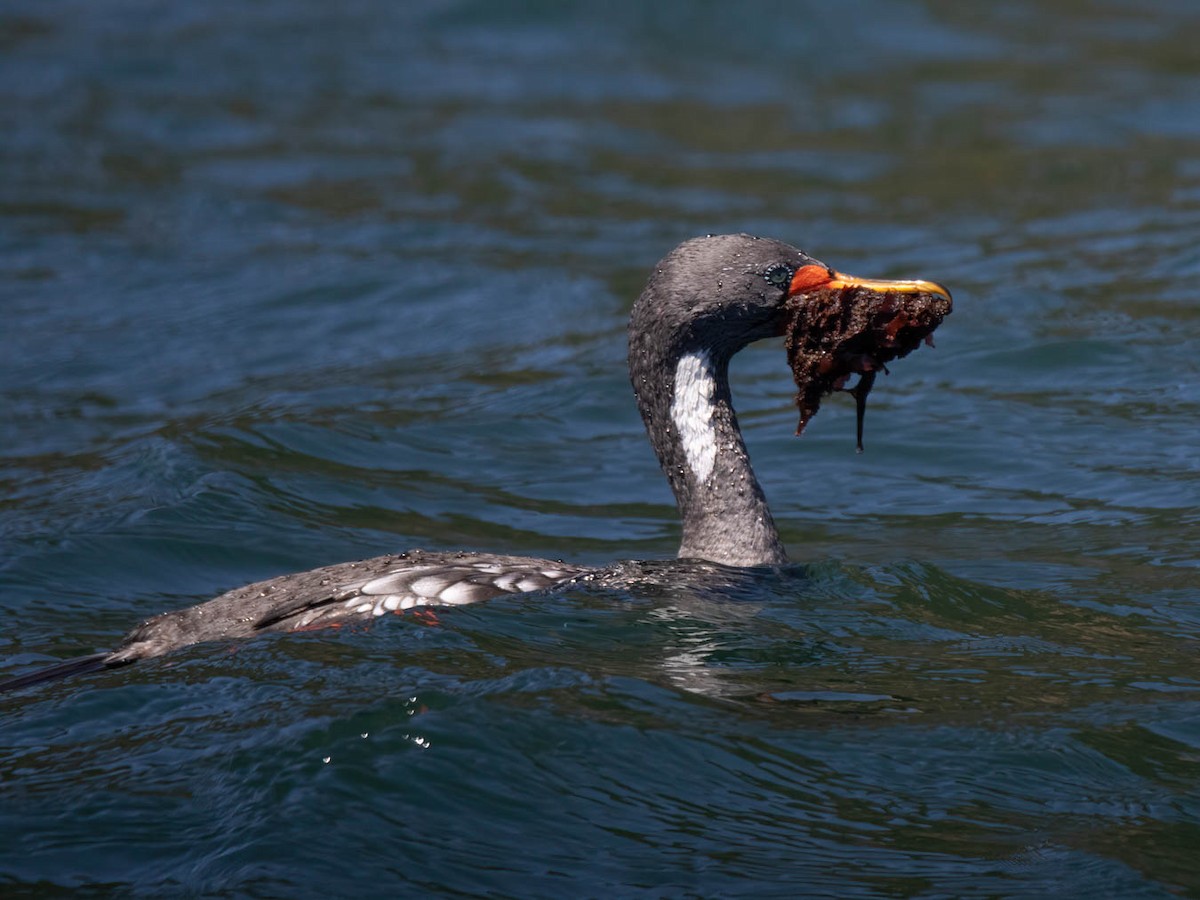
[[4, 233, 926, 689], [629, 234, 824, 566], [108, 550, 589, 663]]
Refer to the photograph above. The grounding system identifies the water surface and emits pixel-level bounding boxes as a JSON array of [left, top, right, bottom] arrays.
[[3, 1, 1200, 896]]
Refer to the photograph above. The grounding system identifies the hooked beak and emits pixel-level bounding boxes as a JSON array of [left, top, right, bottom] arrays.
[[789, 263, 953, 308]]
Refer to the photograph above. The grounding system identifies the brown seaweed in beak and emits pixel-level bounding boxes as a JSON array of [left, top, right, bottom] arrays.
[[848, 370, 876, 454], [782, 272, 952, 450]]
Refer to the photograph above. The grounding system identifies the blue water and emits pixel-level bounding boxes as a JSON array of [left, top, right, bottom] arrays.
[[3, 1, 1200, 896]]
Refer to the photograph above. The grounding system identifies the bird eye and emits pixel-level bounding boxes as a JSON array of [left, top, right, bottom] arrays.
[[764, 264, 792, 287]]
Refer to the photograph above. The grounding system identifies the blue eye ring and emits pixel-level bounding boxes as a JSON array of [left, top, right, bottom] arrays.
[[764, 264, 792, 287]]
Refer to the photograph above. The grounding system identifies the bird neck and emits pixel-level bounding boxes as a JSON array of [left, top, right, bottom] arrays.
[[630, 343, 787, 568]]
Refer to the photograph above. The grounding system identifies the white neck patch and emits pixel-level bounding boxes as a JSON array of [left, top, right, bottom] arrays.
[[671, 350, 718, 483]]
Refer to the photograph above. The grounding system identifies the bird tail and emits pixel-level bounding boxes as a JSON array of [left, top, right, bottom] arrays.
[[0, 652, 113, 693]]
